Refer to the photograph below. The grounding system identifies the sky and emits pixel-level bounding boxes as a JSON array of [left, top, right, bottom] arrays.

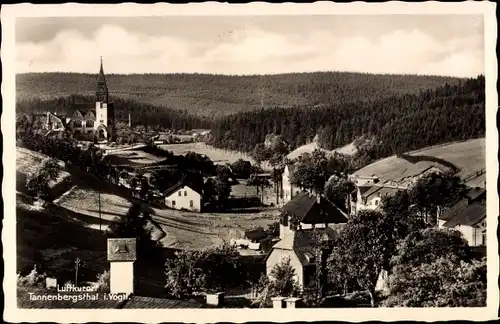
[[15, 15, 484, 77]]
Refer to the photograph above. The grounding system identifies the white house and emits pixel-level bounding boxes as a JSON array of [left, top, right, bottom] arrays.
[[266, 191, 348, 288], [282, 164, 301, 205], [164, 178, 203, 212], [349, 185, 402, 216]]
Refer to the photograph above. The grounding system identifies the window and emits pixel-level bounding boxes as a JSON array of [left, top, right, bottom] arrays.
[[184, 191, 187, 196], [86, 120, 94, 127], [172, 200, 176, 206], [178, 191, 182, 197], [190, 200, 194, 208], [100, 120, 104, 124], [374, 200, 379, 206]]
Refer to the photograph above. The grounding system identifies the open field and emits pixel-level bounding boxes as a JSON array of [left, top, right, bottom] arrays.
[[104, 149, 167, 166], [286, 141, 358, 160], [56, 184, 279, 251], [158, 143, 257, 166], [17, 148, 71, 188], [352, 138, 485, 187]]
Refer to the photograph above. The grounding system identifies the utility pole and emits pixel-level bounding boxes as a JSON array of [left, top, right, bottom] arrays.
[[75, 257, 81, 286]]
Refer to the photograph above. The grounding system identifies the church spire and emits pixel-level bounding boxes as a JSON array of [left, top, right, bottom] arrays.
[[96, 56, 108, 103]]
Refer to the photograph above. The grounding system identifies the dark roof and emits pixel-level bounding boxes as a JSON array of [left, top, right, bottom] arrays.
[[467, 187, 486, 201], [443, 201, 486, 228], [163, 175, 203, 197], [357, 186, 372, 196], [362, 185, 402, 199], [122, 295, 204, 309], [244, 228, 268, 241], [440, 187, 487, 221], [282, 191, 348, 224]]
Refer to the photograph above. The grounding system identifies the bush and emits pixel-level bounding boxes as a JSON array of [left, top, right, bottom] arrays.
[[92, 270, 110, 293], [17, 265, 47, 288]]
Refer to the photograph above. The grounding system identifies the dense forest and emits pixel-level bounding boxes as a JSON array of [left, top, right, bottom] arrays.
[[17, 71, 462, 117], [17, 72, 484, 166], [209, 75, 485, 160]]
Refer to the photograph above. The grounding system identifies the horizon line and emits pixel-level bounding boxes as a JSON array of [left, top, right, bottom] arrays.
[[15, 70, 482, 79]]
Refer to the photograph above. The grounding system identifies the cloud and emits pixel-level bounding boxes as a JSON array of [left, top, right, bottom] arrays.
[[16, 24, 483, 77]]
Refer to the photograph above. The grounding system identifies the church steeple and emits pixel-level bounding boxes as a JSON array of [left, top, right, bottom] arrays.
[[96, 56, 108, 103]]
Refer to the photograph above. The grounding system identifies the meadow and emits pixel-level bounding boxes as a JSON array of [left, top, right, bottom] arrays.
[[352, 138, 486, 187], [158, 143, 258, 166]]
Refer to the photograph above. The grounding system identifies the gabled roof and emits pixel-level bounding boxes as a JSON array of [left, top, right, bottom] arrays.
[[361, 185, 402, 200], [244, 228, 268, 241], [268, 225, 344, 265], [163, 175, 203, 197], [282, 191, 348, 224], [439, 187, 487, 221], [442, 201, 486, 228]]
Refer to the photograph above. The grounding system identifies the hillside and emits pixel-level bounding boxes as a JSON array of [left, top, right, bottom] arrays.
[[351, 138, 486, 188], [286, 141, 358, 160], [16, 72, 463, 117], [211, 75, 485, 160]]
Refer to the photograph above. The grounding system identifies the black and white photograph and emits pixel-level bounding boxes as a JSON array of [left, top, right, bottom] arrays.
[[2, 2, 498, 322]]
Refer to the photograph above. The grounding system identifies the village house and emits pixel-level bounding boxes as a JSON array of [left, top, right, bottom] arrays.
[[164, 176, 204, 212], [438, 187, 486, 247], [265, 191, 348, 288], [281, 163, 300, 205]]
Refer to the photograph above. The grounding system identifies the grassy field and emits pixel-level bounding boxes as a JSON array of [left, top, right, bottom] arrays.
[[16, 148, 71, 188], [104, 149, 167, 166], [286, 141, 358, 160], [158, 143, 257, 165], [352, 138, 486, 186]]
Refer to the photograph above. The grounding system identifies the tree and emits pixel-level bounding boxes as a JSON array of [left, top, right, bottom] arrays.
[[290, 149, 331, 196], [324, 175, 355, 212], [230, 159, 255, 179], [164, 242, 245, 299], [108, 203, 162, 261], [26, 158, 61, 199], [383, 257, 486, 307], [409, 172, 468, 225], [268, 257, 300, 297], [247, 174, 271, 204], [390, 227, 472, 269], [164, 250, 206, 299], [326, 210, 391, 307]]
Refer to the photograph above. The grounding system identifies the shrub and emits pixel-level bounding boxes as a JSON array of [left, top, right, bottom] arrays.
[[17, 265, 47, 288]]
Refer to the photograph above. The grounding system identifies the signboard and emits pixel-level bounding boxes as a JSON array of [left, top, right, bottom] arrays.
[[107, 238, 137, 262]]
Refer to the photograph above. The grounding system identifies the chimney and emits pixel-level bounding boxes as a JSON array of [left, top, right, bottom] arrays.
[[206, 292, 225, 307], [107, 238, 137, 295], [271, 296, 286, 309], [284, 297, 302, 309]]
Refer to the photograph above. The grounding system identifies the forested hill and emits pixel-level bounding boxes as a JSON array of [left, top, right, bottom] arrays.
[[17, 72, 463, 117], [209, 75, 485, 161]]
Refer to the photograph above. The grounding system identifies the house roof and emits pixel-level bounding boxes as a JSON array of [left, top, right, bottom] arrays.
[[442, 201, 486, 228], [361, 185, 402, 200], [282, 191, 348, 224], [268, 225, 344, 266], [244, 228, 268, 241], [163, 175, 203, 197], [439, 187, 487, 221]]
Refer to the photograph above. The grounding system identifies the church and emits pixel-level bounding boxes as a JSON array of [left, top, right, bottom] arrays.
[[30, 58, 117, 142], [68, 57, 116, 142]]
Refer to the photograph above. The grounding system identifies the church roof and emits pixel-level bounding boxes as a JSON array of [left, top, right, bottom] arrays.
[[96, 57, 108, 93], [282, 191, 348, 224]]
